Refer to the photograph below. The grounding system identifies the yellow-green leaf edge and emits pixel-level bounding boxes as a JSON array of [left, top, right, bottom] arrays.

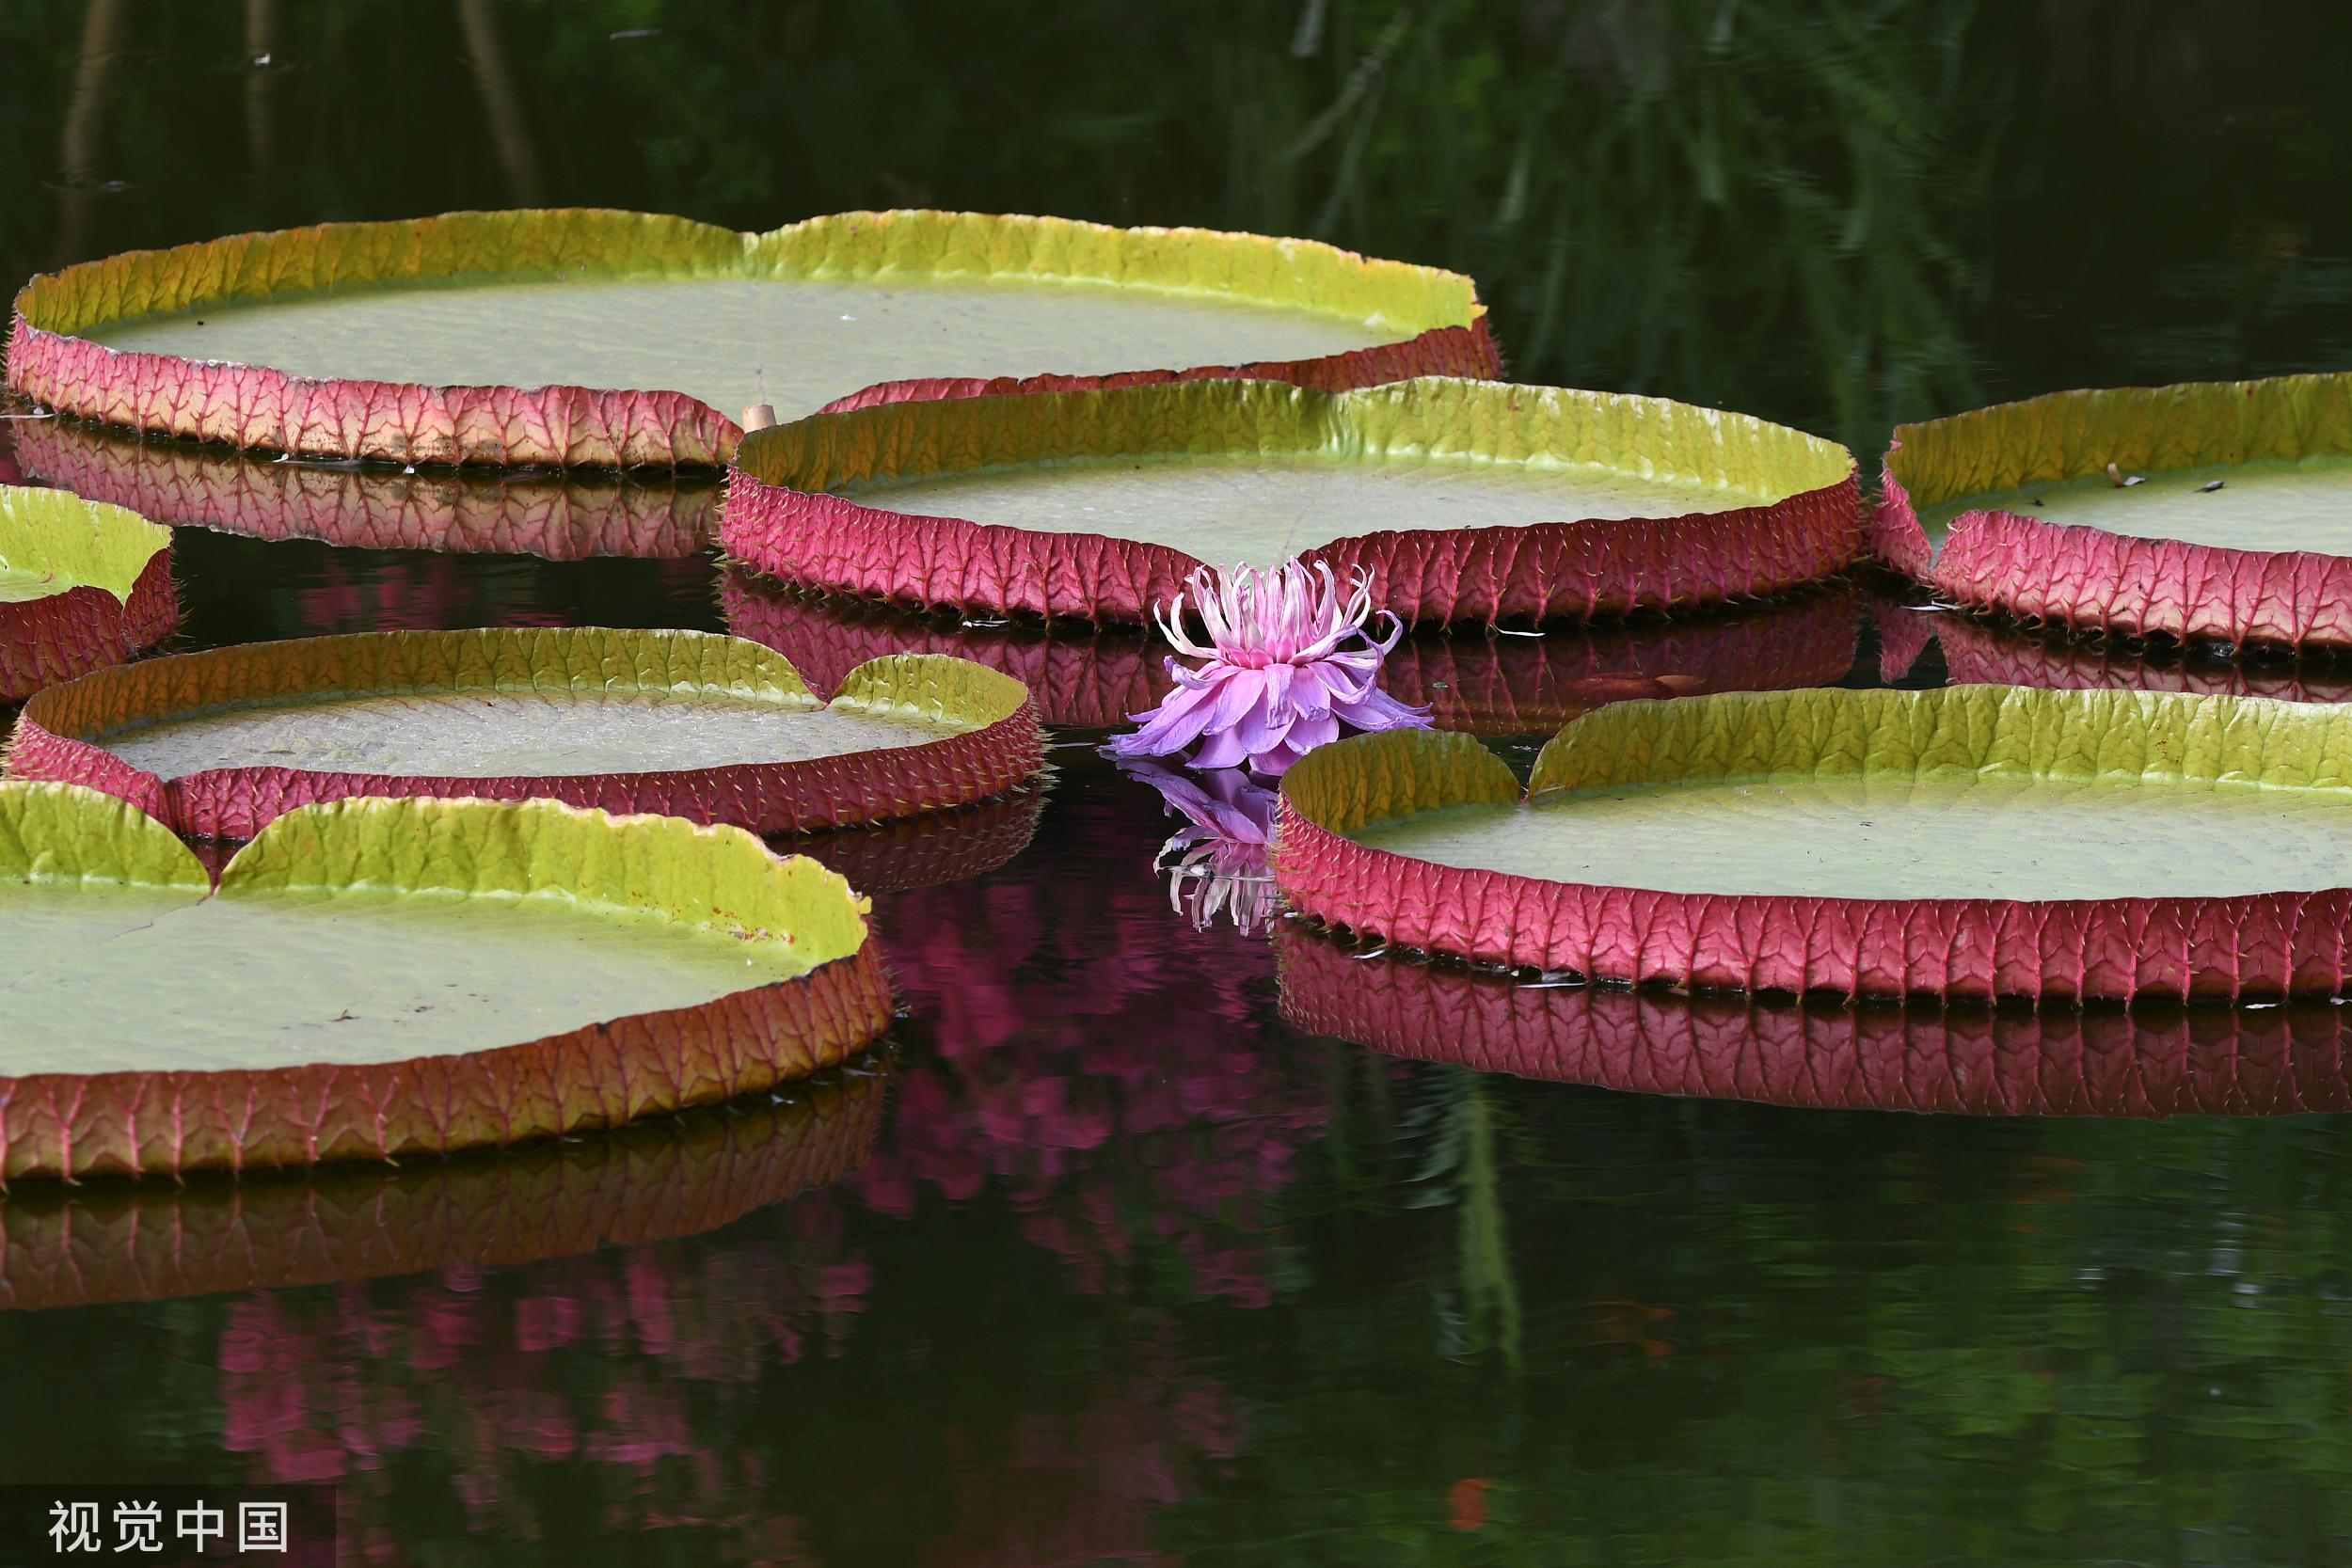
[[0, 780, 870, 976], [14, 208, 1482, 342], [1887, 371, 2352, 506], [0, 483, 170, 607], [739, 375, 1856, 498]]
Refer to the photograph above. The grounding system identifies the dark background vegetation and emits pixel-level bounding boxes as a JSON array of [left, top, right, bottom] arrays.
[[5, 0, 2350, 460]]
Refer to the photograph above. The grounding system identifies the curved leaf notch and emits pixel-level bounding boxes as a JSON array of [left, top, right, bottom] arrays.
[[0, 483, 169, 607], [11, 627, 1043, 839], [0, 785, 890, 1180], [1278, 686, 2352, 1001]]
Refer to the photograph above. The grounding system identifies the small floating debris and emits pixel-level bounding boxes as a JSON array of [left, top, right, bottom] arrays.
[[2197, 479, 2226, 493], [2106, 462, 2146, 487]]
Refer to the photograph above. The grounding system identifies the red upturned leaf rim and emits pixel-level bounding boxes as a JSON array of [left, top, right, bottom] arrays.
[[724, 375, 1863, 626], [1275, 923, 2352, 1118], [1275, 683, 2352, 1004], [8, 626, 1045, 841], [0, 1058, 888, 1310], [12, 416, 718, 560], [1874, 371, 2352, 650], [7, 208, 1501, 469], [723, 571, 1864, 735], [0, 482, 180, 702], [0, 785, 893, 1182]]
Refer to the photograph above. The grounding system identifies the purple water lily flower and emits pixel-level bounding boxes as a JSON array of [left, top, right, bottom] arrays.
[[1118, 760, 1281, 935], [1106, 559, 1430, 776]]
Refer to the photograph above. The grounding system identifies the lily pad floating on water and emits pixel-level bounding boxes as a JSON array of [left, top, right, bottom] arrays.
[[1276, 924, 2352, 1117], [0, 1061, 885, 1309], [7, 208, 1500, 468], [14, 417, 716, 559], [0, 483, 178, 702], [727, 377, 1864, 625], [1276, 684, 2352, 1003], [1876, 372, 2352, 649], [0, 784, 891, 1181], [8, 626, 1043, 840]]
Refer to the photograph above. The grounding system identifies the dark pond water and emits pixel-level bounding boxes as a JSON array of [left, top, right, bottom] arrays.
[[7, 2, 2352, 1562]]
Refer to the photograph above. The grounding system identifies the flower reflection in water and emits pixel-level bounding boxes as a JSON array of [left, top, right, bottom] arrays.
[[1117, 758, 1280, 936]]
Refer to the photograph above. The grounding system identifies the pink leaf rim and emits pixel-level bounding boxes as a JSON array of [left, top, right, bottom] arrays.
[[1274, 923, 2352, 1118], [0, 1062, 887, 1309], [0, 551, 179, 704], [7, 208, 1499, 470], [11, 416, 717, 560], [1274, 688, 2352, 1004], [1873, 593, 2352, 704], [0, 951, 892, 1184], [723, 376, 1864, 626], [7, 628, 1045, 841], [1873, 372, 2352, 650]]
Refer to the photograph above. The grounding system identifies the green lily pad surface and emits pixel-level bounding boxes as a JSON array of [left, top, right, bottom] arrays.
[[727, 377, 1861, 622], [1352, 688, 2352, 901], [1875, 372, 2352, 649], [0, 788, 850, 1075], [1360, 766, 2352, 901], [0, 483, 168, 606], [843, 449, 1772, 565], [10, 210, 1495, 467], [90, 276, 1392, 429], [9, 882, 795, 1074], [11, 627, 1043, 839], [1917, 455, 2352, 555], [98, 681, 961, 782], [1276, 685, 2352, 1001], [0, 784, 887, 1180]]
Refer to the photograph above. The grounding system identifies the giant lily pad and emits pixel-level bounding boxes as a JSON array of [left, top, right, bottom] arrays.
[[1876, 372, 2352, 649], [1277, 924, 2352, 1117], [9, 626, 1043, 840], [14, 417, 715, 560], [723, 570, 1863, 733], [726, 376, 1863, 624], [0, 482, 178, 701], [0, 784, 891, 1180], [1276, 685, 2352, 1002], [0, 1061, 884, 1309], [8, 209, 1500, 469]]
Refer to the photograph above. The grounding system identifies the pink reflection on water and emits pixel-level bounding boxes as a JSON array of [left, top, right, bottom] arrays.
[[858, 779, 1327, 1310], [215, 1197, 874, 1541], [197, 769, 1315, 1560]]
